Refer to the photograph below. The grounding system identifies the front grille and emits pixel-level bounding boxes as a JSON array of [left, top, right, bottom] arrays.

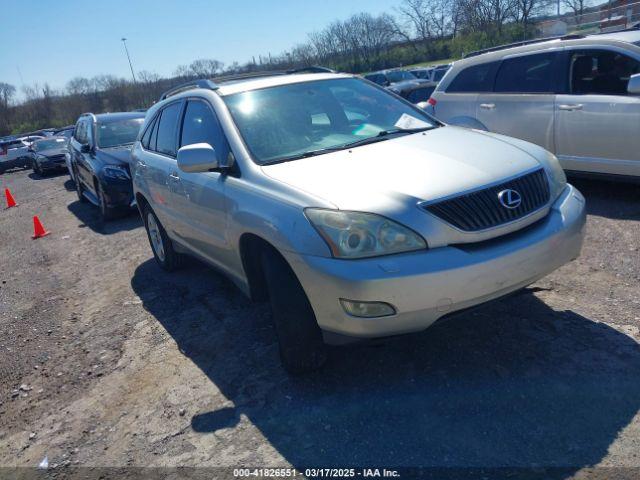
[[48, 154, 66, 163], [421, 168, 550, 231]]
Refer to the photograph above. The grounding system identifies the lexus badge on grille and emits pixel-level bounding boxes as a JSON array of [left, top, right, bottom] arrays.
[[498, 189, 522, 209]]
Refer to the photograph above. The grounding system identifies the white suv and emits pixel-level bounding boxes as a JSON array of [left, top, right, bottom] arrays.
[[428, 30, 640, 180], [132, 72, 586, 373]]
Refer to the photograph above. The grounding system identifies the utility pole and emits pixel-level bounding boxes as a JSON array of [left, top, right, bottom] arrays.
[[121, 37, 137, 83]]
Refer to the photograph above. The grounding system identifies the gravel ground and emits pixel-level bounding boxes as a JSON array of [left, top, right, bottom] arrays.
[[0, 168, 638, 479]]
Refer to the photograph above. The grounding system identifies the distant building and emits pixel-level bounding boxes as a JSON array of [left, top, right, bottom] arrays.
[[600, 0, 640, 31]]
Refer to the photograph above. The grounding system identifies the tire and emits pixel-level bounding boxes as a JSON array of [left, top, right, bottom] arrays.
[[261, 248, 327, 374], [75, 172, 87, 203], [96, 181, 116, 221], [143, 205, 183, 272]]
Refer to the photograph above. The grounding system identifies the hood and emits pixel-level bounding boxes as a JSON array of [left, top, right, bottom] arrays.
[[96, 145, 133, 166], [262, 126, 541, 213], [39, 147, 67, 157]]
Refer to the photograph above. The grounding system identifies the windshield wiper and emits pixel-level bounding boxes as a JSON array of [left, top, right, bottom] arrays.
[[263, 127, 435, 165], [337, 126, 434, 150]]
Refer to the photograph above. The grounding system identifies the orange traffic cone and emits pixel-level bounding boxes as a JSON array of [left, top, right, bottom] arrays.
[[4, 188, 18, 208], [32, 215, 50, 239]]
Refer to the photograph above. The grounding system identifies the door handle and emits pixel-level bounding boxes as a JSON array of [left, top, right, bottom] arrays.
[[168, 171, 180, 179], [558, 104, 583, 111], [480, 103, 496, 110]]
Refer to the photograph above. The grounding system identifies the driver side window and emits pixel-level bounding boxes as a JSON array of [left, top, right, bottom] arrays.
[[180, 100, 230, 163]]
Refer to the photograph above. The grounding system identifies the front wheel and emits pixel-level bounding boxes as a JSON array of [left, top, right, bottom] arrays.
[[96, 182, 116, 221], [143, 206, 183, 272], [261, 249, 327, 374], [75, 172, 87, 203]]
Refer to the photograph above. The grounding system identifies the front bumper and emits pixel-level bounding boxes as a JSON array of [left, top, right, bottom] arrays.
[[102, 180, 135, 209], [40, 159, 68, 171], [285, 184, 586, 340]]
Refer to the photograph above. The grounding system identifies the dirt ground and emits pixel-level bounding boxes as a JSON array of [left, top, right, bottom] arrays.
[[0, 167, 639, 478]]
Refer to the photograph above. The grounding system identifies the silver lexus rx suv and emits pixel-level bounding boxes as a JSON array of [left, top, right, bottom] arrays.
[[427, 30, 640, 180], [131, 71, 586, 373]]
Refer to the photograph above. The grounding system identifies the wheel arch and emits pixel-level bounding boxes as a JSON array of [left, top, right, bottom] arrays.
[[239, 233, 289, 302]]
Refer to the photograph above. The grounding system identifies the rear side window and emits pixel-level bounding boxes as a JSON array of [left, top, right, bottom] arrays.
[[447, 63, 497, 92], [180, 101, 230, 161], [155, 102, 182, 157], [495, 53, 556, 93], [141, 115, 158, 149]]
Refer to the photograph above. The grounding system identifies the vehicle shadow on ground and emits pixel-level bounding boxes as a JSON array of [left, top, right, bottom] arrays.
[[569, 176, 640, 221], [27, 171, 68, 181], [67, 200, 142, 234], [131, 258, 640, 476], [63, 179, 76, 192]]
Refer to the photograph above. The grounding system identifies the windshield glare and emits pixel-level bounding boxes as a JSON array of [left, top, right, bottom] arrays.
[[96, 119, 143, 148], [387, 70, 416, 82], [34, 138, 67, 151], [223, 78, 437, 165]]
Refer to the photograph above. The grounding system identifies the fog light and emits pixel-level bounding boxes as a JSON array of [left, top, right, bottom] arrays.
[[339, 299, 396, 318]]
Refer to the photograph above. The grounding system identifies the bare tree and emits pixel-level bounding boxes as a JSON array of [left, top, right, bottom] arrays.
[[0, 82, 16, 110], [562, 0, 593, 23], [173, 59, 224, 79]]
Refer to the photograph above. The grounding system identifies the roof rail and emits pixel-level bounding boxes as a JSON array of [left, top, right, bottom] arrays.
[[213, 66, 336, 84], [286, 65, 336, 74], [159, 79, 218, 101], [463, 34, 585, 58], [213, 71, 286, 84]]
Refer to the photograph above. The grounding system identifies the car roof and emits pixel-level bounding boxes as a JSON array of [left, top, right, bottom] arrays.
[[462, 30, 640, 63], [33, 135, 66, 143], [92, 111, 146, 123], [215, 72, 353, 96]]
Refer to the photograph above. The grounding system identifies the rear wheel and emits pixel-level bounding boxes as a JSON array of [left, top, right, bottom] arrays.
[[261, 248, 327, 374], [143, 206, 183, 271]]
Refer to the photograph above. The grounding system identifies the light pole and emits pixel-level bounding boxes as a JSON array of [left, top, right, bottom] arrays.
[[121, 37, 137, 83]]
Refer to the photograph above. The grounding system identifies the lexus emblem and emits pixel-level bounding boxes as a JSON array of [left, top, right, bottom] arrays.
[[498, 189, 522, 209]]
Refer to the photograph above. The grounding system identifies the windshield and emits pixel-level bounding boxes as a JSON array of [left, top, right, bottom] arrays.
[[433, 68, 449, 82], [34, 138, 67, 151], [96, 119, 144, 148], [223, 78, 438, 165], [386, 70, 416, 82]]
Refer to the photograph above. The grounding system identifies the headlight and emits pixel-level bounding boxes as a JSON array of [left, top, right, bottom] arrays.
[[540, 152, 566, 200], [305, 209, 427, 259], [102, 165, 130, 180]]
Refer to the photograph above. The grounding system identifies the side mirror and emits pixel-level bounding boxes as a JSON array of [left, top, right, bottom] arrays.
[[177, 143, 220, 173], [80, 143, 92, 153], [627, 73, 640, 94]]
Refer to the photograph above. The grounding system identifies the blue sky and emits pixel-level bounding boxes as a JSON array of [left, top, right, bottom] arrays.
[[0, 0, 398, 96]]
